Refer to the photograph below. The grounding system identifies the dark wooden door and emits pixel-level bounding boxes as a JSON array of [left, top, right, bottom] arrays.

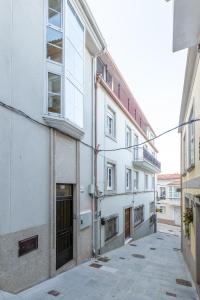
[[56, 184, 73, 270], [125, 208, 131, 239]]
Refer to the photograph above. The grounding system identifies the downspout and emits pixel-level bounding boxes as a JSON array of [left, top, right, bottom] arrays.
[[180, 131, 183, 252]]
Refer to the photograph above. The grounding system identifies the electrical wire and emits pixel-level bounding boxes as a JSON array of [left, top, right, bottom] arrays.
[[0, 100, 199, 153]]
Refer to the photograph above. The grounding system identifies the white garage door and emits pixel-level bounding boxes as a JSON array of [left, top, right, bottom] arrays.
[[174, 207, 181, 226]]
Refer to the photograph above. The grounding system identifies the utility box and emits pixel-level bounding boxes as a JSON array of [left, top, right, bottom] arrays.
[[80, 211, 92, 230]]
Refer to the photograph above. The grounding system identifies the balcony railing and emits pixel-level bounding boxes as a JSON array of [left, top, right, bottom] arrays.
[[133, 147, 161, 173]]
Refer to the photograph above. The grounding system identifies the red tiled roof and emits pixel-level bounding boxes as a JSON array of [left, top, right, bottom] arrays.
[[158, 174, 180, 180]]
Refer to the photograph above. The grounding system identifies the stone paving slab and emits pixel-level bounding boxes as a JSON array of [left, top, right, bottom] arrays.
[[0, 228, 198, 300]]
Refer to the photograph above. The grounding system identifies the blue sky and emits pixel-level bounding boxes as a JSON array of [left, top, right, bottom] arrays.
[[87, 0, 187, 173]]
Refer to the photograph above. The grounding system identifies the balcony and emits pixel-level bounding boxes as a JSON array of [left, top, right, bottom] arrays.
[[133, 147, 161, 173]]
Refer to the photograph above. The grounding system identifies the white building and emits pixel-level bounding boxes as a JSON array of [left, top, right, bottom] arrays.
[[0, 0, 106, 293], [95, 53, 161, 253], [157, 174, 181, 226]]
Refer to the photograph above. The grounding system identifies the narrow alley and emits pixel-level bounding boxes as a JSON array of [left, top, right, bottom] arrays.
[[0, 225, 198, 300]]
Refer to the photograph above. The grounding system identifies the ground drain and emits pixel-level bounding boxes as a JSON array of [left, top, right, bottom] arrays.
[[89, 263, 102, 269], [166, 291, 177, 297], [150, 248, 156, 250], [168, 230, 173, 232], [176, 279, 192, 287], [132, 254, 145, 259], [48, 290, 60, 297], [119, 257, 126, 260], [173, 248, 181, 251], [157, 238, 164, 240], [129, 244, 137, 246], [98, 256, 110, 262]]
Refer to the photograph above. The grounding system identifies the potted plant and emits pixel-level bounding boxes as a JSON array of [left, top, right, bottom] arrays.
[[183, 208, 193, 238]]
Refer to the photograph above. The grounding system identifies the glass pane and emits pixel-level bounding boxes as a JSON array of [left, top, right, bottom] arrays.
[[48, 94, 61, 113], [49, 8, 61, 28], [48, 73, 61, 114], [48, 73, 61, 94], [47, 28, 62, 62], [49, 0, 61, 12]]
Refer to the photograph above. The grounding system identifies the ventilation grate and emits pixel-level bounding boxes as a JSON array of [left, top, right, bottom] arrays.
[[176, 279, 192, 287], [48, 290, 60, 297]]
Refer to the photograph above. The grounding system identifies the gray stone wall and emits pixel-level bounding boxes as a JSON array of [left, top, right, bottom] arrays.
[[133, 218, 155, 241], [0, 224, 49, 293]]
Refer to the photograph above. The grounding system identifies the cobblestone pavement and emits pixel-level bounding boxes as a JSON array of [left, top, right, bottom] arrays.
[[0, 226, 198, 300]]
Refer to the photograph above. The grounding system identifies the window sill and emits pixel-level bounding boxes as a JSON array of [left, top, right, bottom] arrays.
[[105, 134, 117, 143], [104, 190, 117, 196], [43, 114, 85, 140]]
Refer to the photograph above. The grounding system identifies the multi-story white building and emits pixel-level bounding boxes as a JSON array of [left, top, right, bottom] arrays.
[[0, 0, 106, 293], [95, 53, 161, 253], [156, 174, 181, 226]]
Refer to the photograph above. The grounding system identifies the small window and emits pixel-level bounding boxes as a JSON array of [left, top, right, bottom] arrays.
[[97, 58, 105, 77], [160, 187, 166, 199], [188, 108, 195, 168], [18, 235, 38, 257], [107, 108, 116, 137], [126, 168, 132, 191], [145, 174, 148, 190], [48, 73, 61, 114], [134, 171, 139, 190], [126, 126, 132, 147], [106, 70, 113, 89], [48, 0, 62, 28], [47, 27, 63, 63], [159, 206, 166, 214], [105, 215, 119, 241], [107, 163, 115, 191], [134, 205, 144, 227]]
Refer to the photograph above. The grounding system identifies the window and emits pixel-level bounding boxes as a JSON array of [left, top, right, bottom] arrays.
[[134, 134, 139, 160], [126, 126, 132, 147], [107, 163, 115, 191], [134, 205, 144, 227], [169, 186, 173, 198], [134, 171, 139, 190], [160, 187, 166, 199], [48, 73, 61, 113], [145, 174, 148, 190], [182, 134, 187, 173], [97, 57, 105, 77], [46, 1, 84, 129], [126, 168, 132, 191], [188, 108, 195, 168], [107, 108, 116, 137], [106, 70, 113, 89], [159, 206, 166, 214], [47, 0, 63, 63], [118, 84, 120, 98], [48, 0, 62, 28], [105, 215, 118, 241]]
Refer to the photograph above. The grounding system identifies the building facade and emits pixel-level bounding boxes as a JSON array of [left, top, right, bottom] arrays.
[[156, 174, 181, 226], [179, 47, 200, 295], [95, 53, 161, 254], [0, 0, 106, 293]]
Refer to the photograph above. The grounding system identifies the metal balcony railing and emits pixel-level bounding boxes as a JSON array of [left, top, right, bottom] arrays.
[[134, 147, 161, 171]]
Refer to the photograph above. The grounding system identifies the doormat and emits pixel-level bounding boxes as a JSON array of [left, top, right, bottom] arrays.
[[98, 256, 110, 262], [176, 279, 192, 287], [48, 290, 60, 297], [132, 254, 145, 259], [89, 263, 102, 269], [150, 247, 156, 250], [166, 291, 177, 297]]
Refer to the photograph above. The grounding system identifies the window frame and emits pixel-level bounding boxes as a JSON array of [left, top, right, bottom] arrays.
[[125, 125, 132, 148], [145, 174, 148, 190], [134, 205, 144, 227], [104, 215, 119, 242], [106, 107, 116, 138], [133, 171, 139, 191], [48, 72, 62, 115], [106, 163, 116, 192], [125, 168, 132, 192]]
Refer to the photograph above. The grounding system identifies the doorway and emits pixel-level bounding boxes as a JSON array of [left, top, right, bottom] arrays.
[[125, 208, 131, 239], [56, 184, 73, 270]]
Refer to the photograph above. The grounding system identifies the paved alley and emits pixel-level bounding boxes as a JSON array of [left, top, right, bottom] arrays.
[[0, 229, 198, 300]]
